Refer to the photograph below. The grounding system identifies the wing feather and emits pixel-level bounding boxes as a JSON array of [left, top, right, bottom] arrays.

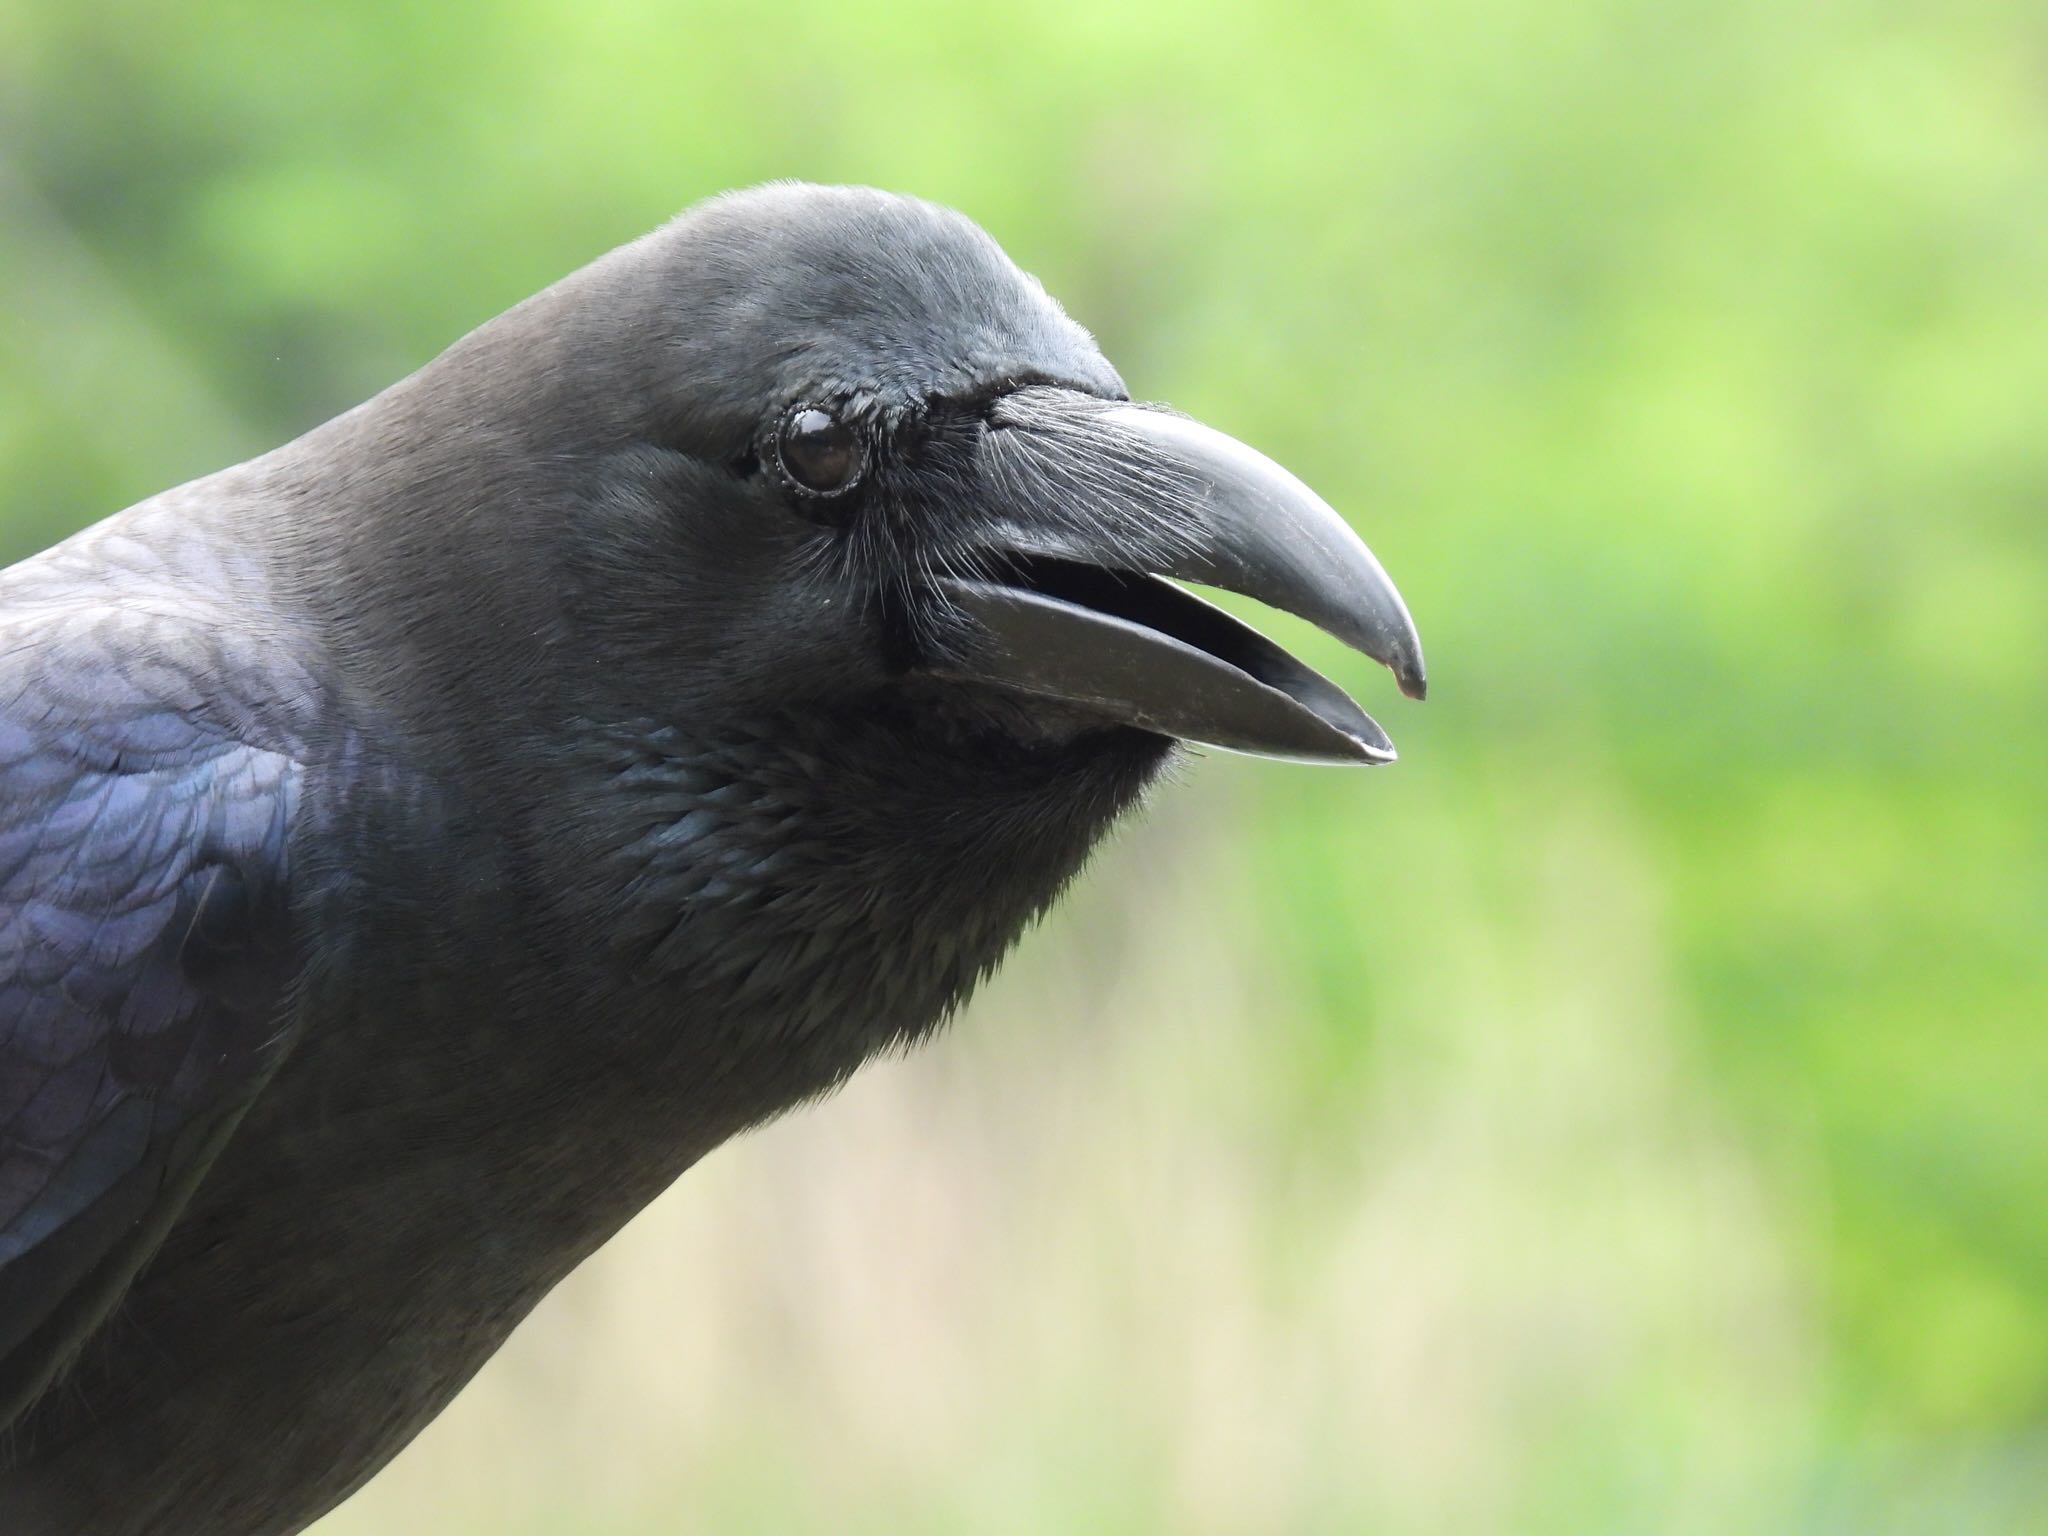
[[0, 589, 305, 1430]]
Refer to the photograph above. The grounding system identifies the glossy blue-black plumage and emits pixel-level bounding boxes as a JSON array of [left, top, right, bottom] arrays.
[[0, 505, 307, 1433], [0, 186, 1169, 1535]]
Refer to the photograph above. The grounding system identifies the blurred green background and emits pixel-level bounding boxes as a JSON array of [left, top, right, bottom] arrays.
[[4, 1, 2045, 1531]]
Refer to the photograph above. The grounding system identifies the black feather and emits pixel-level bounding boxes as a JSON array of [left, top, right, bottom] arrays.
[[0, 184, 1171, 1534]]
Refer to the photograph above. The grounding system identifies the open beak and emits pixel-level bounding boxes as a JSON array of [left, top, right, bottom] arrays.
[[923, 388, 1425, 765]]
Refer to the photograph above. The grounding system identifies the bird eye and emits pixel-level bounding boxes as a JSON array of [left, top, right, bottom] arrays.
[[775, 405, 864, 496]]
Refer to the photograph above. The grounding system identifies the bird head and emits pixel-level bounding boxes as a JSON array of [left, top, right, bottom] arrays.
[[315, 183, 1424, 778]]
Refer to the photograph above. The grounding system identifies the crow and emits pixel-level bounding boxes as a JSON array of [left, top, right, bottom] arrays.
[[0, 183, 1423, 1534]]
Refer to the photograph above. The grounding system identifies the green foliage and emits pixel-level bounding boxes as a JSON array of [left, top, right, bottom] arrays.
[[4, 1, 2044, 1529]]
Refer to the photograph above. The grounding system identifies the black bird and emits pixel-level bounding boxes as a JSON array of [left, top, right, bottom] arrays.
[[0, 184, 1423, 1534]]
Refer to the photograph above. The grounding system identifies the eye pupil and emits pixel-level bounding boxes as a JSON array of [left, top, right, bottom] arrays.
[[777, 406, 862, 494]]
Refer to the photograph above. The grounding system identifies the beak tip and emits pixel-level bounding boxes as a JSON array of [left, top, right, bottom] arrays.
[[1338, 713, 1398, 766], [1383, 643, 1427, 701]]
